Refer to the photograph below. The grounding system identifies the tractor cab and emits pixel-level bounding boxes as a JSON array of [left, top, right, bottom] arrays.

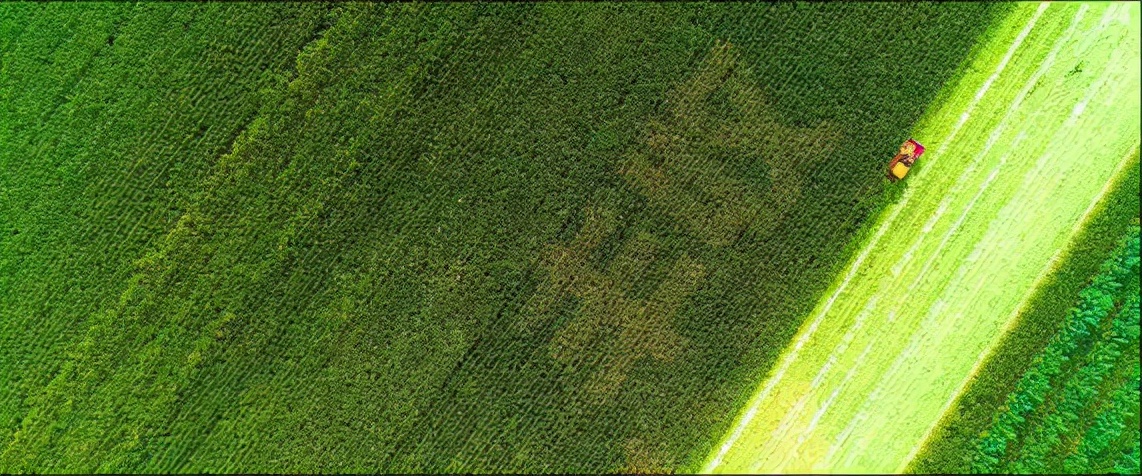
[[887, 139, 925, 182]]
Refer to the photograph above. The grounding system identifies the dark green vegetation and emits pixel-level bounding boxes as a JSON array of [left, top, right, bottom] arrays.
[[908, 155, 1142, 475], [2, 3, 1002, 472], [0, 2, 337, 471], [974, 229, 1140, 474]]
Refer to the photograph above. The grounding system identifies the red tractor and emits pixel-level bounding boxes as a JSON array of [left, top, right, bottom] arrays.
[[887, 139, 925, 182]]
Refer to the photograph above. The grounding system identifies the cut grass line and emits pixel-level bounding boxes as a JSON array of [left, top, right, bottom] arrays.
[[784, 342, 873, 470], [829, 24, 1125, 466], [700, 7, 1049, 471], [769, 6, 1084, 465], [819, 341, 877, 463], [892, 3, 1085, 284], [895, 140, 1141, 473], [945, 2, 1052, 150]]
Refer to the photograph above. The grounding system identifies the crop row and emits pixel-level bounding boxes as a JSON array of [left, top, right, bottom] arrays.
[[906, 154, 1141, 474], [1063, 349, 1139, 473], [0, 3, 336, 471], [970, 227, 1140, 474]]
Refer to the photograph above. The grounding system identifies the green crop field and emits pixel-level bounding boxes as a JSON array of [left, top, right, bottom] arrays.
[[963, 227, 1140, 474], [703, 2, 1140, 473], [1, 2, 1138, 474]]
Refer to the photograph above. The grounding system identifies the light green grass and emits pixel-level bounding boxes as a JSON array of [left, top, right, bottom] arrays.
[[703, 2, 1141, 473], [906, 150, 1139, 474]]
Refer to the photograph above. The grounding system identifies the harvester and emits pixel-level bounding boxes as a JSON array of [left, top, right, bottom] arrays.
[[887, 138, 925, 182]]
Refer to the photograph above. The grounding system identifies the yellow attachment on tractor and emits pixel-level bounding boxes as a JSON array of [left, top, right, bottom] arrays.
[[887, 138, 925, 182], [891, 161, 910, 179]]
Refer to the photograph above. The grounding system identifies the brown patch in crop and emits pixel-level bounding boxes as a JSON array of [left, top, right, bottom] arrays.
[[524, 40, 839, 408], [620, 437, 675, 474], [526, 215, 705, 403], [623, 40, 841, 246], [572, 253, 705, 400], [519, 205, 620, 328]]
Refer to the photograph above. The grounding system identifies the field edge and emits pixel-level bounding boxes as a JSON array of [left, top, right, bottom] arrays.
[[904, 149, 1142, 474]]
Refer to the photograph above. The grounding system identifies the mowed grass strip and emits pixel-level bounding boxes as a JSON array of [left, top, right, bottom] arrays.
[[906, 151, 1139, 474], [705, 2, 1141, 473]]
